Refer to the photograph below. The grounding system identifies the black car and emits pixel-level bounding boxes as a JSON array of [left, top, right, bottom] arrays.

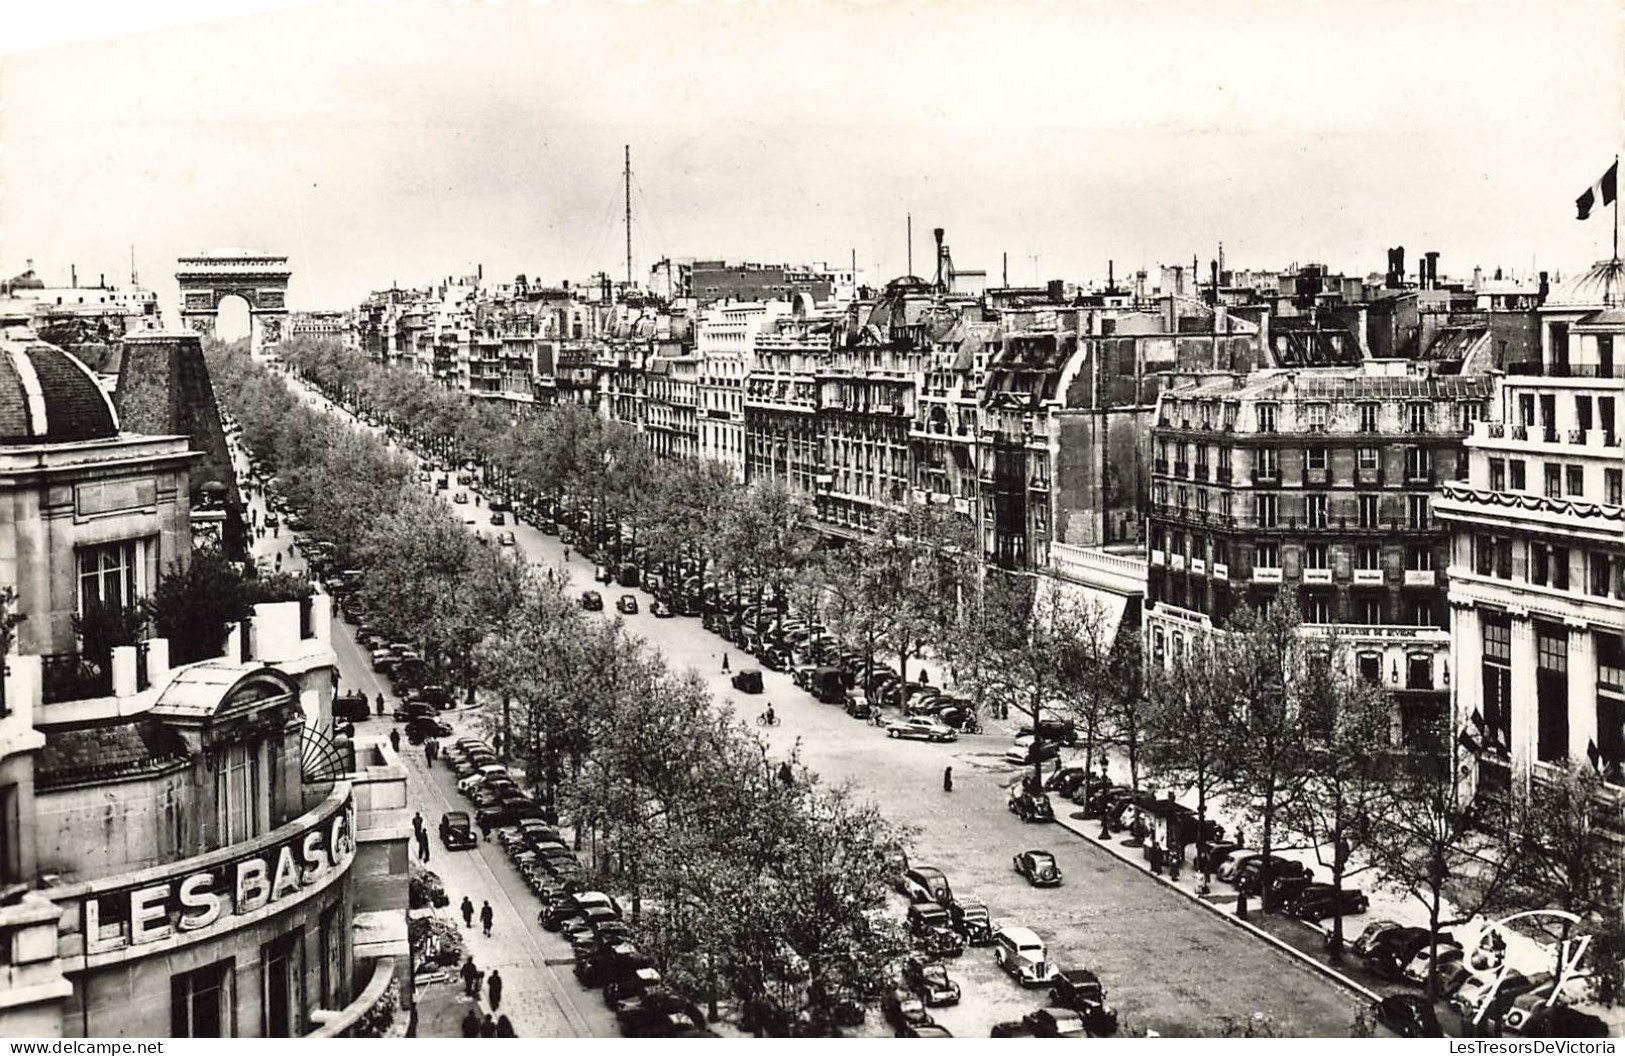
[[476, 799, 545, 832], [1009, 790, 1055, 823], [1288, 883, 1370, 921], [603, 966, 662, 1010], [731, 669, 764, 694], [618, 993, 705, 1037], [405, 716, 452, 743], [1233, 856, 1311, 896], [1363, 926, 1435, 980], [439, 810, 478, 849], [1016, 719, 1078, 746], [907, 901, 966, 958], [1049, 969, 1119, 1035], [616, 594, 639, 615], [1013, 849, 1063, 886], [882, 989, 934, 1033], [393, 701, 437, 724], [576, 943, 653, 988], [1372, 994, 1443, 1038], [1023, 1007, 1089, 1038], [581, 590, 604, 611], [949, 896, 992, 945], [844, 694, 873, 720], [333, 692, 371, 723]]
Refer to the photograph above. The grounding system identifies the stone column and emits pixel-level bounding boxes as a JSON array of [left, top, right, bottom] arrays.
[[1451, 600, 1483, 731], [1508, 608, 1539, 774], [1568, 621, 1599, 762]]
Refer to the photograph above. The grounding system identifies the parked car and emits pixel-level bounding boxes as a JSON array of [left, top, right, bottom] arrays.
[[949, 896, 992, 945], [1365, 927, 1438, 981], [882, 989, 935, 1034], [1349, 920, 1404, 958], [993, 923, 1059, 987], [902, 866, 954, 906], [907, 901, 966, 958], [439, 811, 477, 850], [1402, 940, 1464, 986], [616, 594, 639, 615], [618, 994, 706, 1037], [844, 692, 873, 720], [1234, 855, 1312, 895], [1516, 1004, 1611, 1038], [1022, 1007, 1088, 1038], [333, 692, 370, 723], [808, 666, 847, 705], [1048, 969, 1119, 1035], [731, 669, 764, 694], [1004, 740, 1062, 767], [902, 956, 961, 1007], [885, 716, 957, 743], [490, 511, 506, 525], [1452, 969, 1537, 1026], [405, 716, 452, 743], [650, 599, 673, 618], [1008, 790, 1055, 823], [1288, 883, 1370, 921], [1371, 994, 1443, 1038], [498, 531, 515, 546], [1015, 719, 1078, 746], [581, 590, 604, 611], [604, 967, 663, 1011], [1502, 973, 1596, 1035], [1012, 849, 1063, 886]]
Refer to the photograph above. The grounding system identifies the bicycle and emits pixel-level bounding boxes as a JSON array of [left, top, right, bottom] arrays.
[[756, 711, 780, 727]]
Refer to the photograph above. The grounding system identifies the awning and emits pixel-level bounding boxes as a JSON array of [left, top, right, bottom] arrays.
[[1032, 574, 1134, 654]]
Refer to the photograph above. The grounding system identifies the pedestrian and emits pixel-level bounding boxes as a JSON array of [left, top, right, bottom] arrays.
[[389, 728, 401, 754], [778, 761, 793, 787], [406, 1004, 419, 1038], [943, 766, 953, 793], [460, 956, 479, 997], [563, 547, 571, 562], [425, 741, 434, 768], [376, 692, 386, 716], [416, 829, 430, 863], [495, 1016, 515, 1038], [461, 1007, 481, 1038], [273, 523, 280, 538], [487, 969, 503, 1011], [919, 669, 930, 686], [412, 811, 424, 839], [480, 1014, 496, 1038], [480, 900, 494, 936], [275, 553, 283, 571], [461, 895, 474, 928], [721, 652, 730, 673]]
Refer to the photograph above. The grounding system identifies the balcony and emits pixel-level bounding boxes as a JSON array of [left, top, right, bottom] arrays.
[[1173, 461, 1189, 479], [1251, 468, 1281, 489], [1305, 466, 1329, 486], [1154, 458, 1169, 474], [1216, 466, 1233, 484], [1506, 361, 1625, 379], [1193, 463, 1209, 482], [40, 652, 111, 703], [1486, 422, 1506, 439]]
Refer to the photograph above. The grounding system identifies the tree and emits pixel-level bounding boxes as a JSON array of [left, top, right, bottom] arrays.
[[1507, 758, 1621, 979], [1216, 591, 1314, 912], [1283, 640, 1394, 959], [0, 587, 25, 717], [1363, 726, 1521, 997], [149, 548, 253, 664], [1145, 633, 1239, 889]]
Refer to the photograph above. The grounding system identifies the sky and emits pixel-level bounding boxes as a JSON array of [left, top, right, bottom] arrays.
[[2, 0, 1623, 315]]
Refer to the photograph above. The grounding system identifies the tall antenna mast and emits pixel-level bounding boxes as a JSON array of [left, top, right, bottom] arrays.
[[130, 245, 138, 286], [907, 213, 913, 277], [624, 145, 633, 288]]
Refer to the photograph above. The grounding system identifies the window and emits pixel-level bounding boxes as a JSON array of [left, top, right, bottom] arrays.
[[1409, 598, 1434, 626], [1357, 446, 1379, 471], [77, 539, 143, 614], [1598, 632, 1624, 692], [1600, 633, 1625, 775], [1358, 494, 1379, 528], [1482, 615, 1512, 751], [1552, 547, 1570, 590], [0, 784, 18, 887], [1358, 402, 1379, 432], [1590, 553, 1614, 597], [1305, 493, 1328, 528], [1545, 463, 1562, 498], [1489, 458, 1506, 491], [1510, 460, 1527, 491], [1305, 543, 1329, 569], [1257, 448, 1279, 479], [215, 740, 265, 847], [1357, 544, 1380, 571], [262, 931, 306, 1038], [1566, 465, 1585, 498], [1306, 403, 1328, 431], [1254, 494, 1278, 528], [1406, 545, 1432, 571], [1357, 596, 1383, 624], [1304, 595, 1331, 623], [1519, 393, 1536, 426], [1536, 623, 1570, 763], [1608, 468, 1623, 506], [1307, 446, 1328, 471], [1407, 653, 1434, 689], [1256, 403, 1278, 433], [1358, 653, 1382, 684], [172, 959, 234, 1038], [1255, 542, 1280, 569], [1531, 544, 1549, 586], [1405, 446, 1431, 481], [1407, 403, 1430, 433], [1407, 494, 1429, 529], [1459, 401, 1484, 431]]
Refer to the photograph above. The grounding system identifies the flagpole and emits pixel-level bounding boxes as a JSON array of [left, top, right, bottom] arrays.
[[1614, 154, 1620, 264]]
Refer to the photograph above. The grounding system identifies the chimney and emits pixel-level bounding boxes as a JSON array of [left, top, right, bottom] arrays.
[[71, 264, 77, 288], [1108, 259, 1115, 291], [1538, 271, 1550, 305], [1424, 251, 1440, 290], [932, 228, 945, 290], [1472, 266, 1483, 291], [1386, 246, 1405, 288]]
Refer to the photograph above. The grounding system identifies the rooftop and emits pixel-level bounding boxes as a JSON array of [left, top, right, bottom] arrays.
[[0, 330, 121, 444]]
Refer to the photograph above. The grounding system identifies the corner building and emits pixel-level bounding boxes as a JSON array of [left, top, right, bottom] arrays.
[[0, 334, 409, 1038]]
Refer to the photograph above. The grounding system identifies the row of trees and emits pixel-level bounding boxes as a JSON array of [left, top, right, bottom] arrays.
[[276, 336, 1623, 1003], [208, 337, 912, 1035]]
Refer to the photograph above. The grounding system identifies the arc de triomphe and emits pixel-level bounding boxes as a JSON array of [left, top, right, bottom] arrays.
[[176, 252, 291, 358]]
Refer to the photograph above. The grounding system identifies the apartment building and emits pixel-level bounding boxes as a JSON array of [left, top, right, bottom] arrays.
[[696, 301, 790, 480]]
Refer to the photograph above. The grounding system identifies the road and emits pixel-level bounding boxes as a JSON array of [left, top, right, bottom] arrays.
[[280, 378, 1366, 1038]]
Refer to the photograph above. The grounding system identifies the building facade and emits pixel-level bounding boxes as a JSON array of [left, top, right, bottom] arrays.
[[1438, 261, 1625, 803]]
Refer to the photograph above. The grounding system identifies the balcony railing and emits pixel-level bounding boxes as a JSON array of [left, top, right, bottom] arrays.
[[40, 652, 112, 704], [1173, 461, 1189, 478], [1506, 361, 1625, 379], [1216, 466, 1233, 484]]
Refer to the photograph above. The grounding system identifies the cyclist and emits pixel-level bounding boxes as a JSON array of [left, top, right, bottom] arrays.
[[761, 704, 777, 727]]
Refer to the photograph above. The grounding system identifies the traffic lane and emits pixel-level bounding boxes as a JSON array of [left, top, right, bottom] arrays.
[[485, 522, 1361, 1036]]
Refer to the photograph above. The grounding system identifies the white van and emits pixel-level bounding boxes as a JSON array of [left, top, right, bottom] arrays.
[[993, 922, 1059, 987]]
